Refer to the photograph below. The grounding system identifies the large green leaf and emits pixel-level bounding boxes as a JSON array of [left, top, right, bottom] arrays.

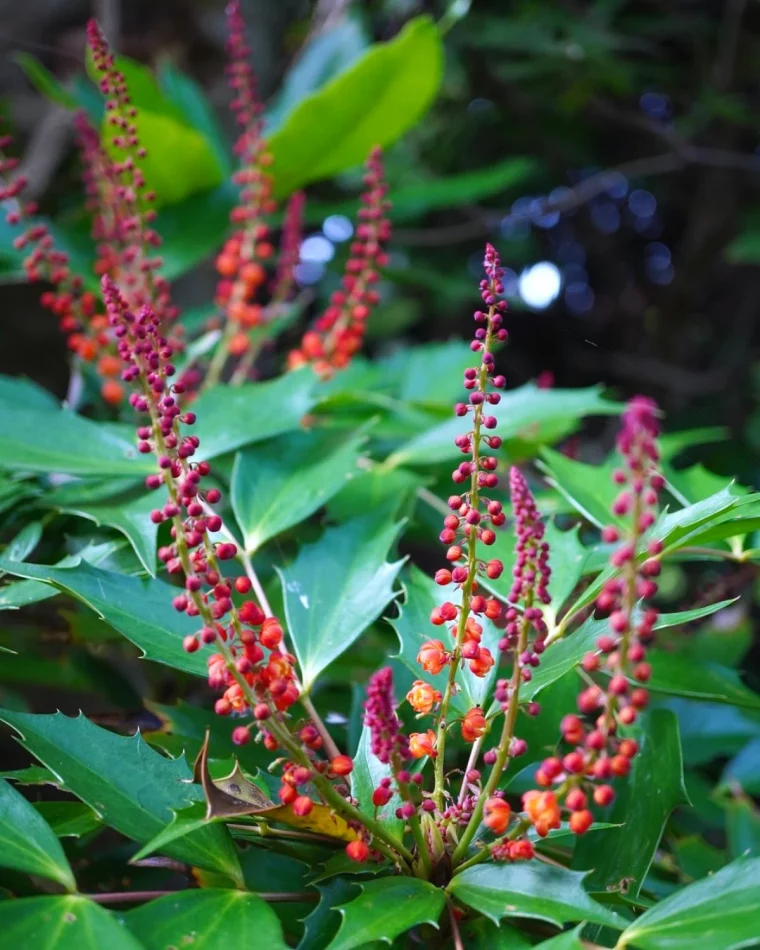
[[447, 861, 622, 929], [0, 896, 143, 950], [52, 491, 159, 575], [618, 855, 760, 950], [231, 430, 365, 554], [0, 374, 58, 410], [300, 879, 361, 950], [389, 564, 501, 712], [326, 877, 445, 950], [267, 17, 443, 198], [192, 371, 318, 462], [125, 889, 287, 950], [647, 653, 760, 709], [0, 778, 76, 890], [534, 928, 585, 950], [350, 725, 403, 838], [540, 448, 621, 529], [387, 384, 622, 468], [277, 510, 404, 689], [574, 710, 688, 895], [0, 556, 204, 676], [0, 402, 150, 476], [0, 710, 242, 884], [722, 738, 760, 794], [34, 801, 103, 839]]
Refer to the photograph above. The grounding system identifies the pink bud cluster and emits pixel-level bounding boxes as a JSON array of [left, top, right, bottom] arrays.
[[272, 191, 305, 303], [533, 395, 663, 833], [101, 274, 298, 744], [364, 667, 410, 767], [289, 147, 390, 375], [86, 21, 176, 330]]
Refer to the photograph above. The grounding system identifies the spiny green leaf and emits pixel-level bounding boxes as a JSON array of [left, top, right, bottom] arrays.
[[192, 371, 318, 462], [0, 896, 144, 950], [231, 430, 365, 554], [125, 889, 288, 949], [267, 17, 443, 198], [0, 710, 242, 884], [299, 879, 361, 950], [0, 556, 205, 676], [326, 877, 445, 950], [618, 855, 760, 950], [0, 778, 76, 890], [574, 710, 688, 896], [33, 801, 102, 839], [447, 861, 622, 929], [278, 510, 405, 690]]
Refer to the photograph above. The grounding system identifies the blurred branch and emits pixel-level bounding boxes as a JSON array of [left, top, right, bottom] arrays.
[[714, 0, 747, 91], [17, 105, 72, 200]]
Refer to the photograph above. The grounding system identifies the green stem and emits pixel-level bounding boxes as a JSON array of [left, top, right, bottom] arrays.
[[453, 818, 531, 874], [452, 612, 530, 867], [432, 308, 495, 810]]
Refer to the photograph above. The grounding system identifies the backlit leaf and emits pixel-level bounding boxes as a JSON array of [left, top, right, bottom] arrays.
[[0, 896, 143, 950]]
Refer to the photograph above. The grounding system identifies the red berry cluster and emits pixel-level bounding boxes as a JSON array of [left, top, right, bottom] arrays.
[[102, 275, 297, 746], [408, 244, 507, 741], [532, 395, 663, 834], [213, 0, 276, 360], [288, 147, 390, 375], [0, 134, 110, 391], [271, 191, 305, 304]]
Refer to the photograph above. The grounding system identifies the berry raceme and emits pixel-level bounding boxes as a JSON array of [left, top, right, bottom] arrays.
[[532, 396, 664, 832], [288, 147, 391, 375]]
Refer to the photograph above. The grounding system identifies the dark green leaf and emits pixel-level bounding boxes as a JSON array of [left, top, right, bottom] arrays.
[[533, 927, 585, 949], [574, 710, 688, 896], [539, 448, 620, 529], [0, 778, 76, 890], [647, 653, 760, 709], [192, 371, 318, 462], [278, 510, 404, 689], [125, 889, 287, 949], [232, 430, 364, 554], [722, 738, 760, 794], [326, 877, 445, 950], [0, 375, 59, 410], [725, 798, 760, 858], [0, 710, 242, 884], [0, 896, 143, 950], [447, 861, 622, 929], [674, 836, 726, 881], [4, 522, 42, 562], [158, 61, 231, 174], [350, 725, 403, 838], [0, 557, 205, 676], [300, 879, 361, 950], [33, 801, 102, 839], [618, 855, 760, 950], [267, 17, 443, 198], [387, 384, 621, 468], [0, 402, 150, 476]]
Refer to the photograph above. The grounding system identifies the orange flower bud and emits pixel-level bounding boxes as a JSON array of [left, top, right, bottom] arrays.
[[406, 680, 441, 715], [522, 790, 561, 837], [484, 797, 512, 835], [569, 809, 593, 835], [469, 646, 495, 678], [330, 754, 354, 776], [461, 707, 487, 742], [409, 730, 437, 759], [417, 639, 448, 675]]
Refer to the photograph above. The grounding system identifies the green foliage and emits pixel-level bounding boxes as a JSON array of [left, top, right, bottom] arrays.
[[0, 896, 144, 950], [0, 778, 76, 890], [278, 509, 404, 689]]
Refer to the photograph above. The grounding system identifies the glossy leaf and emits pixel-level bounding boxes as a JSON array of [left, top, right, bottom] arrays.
[[534, 927, 585, 950], [447, 861, 622, 928], [540, 447, 621, 528], [0, 710, 242, 884], [350, 725, 403, 837], [390, 564, 501, 712], [192, 371, 318, 462], [125, 889, 287, 949], [231, 430, 365, 554], [267, 17, 443, 197], [0, 778, 76, 890], [647, 653, 760, 709], [0, 402, 151, 476], [0, 556, 205, 676], [53, 491, 160, 575], [387, 384, 622, 467], [618, 855, 760, 950], [300, 879, 361, 950], [326, 877, 445, 950], [0, 896, 143, 950], [34, 801, 102, 839], [574, 710, 688, 895], [278, 510, 404, 689], [722, 738, 760, 794]]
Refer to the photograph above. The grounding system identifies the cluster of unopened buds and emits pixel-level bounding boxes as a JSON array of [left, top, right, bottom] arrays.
[[289, 146, 391, 375]]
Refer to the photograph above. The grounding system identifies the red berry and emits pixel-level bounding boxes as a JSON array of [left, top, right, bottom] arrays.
[[346, 839, 370, 863]]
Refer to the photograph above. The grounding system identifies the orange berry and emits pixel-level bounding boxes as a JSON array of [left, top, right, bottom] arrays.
[[255, 241, 274, 260], [292, 795, 313, 817], [569, 809, 594, 835], [241, 261, 265, 286], [216, 253, 238, 277], [346, 839, 369, 863], [417, 639, 448, 675], [484, 797, 512, 835], [406, 680, 442, 716], [330, 755, 354, 776], [77, 337, 98, 361], [101, 380, 124, 405], [97, 354, 122, 377], [240, 304, 263, 328], [227, 332, 250, 356]]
